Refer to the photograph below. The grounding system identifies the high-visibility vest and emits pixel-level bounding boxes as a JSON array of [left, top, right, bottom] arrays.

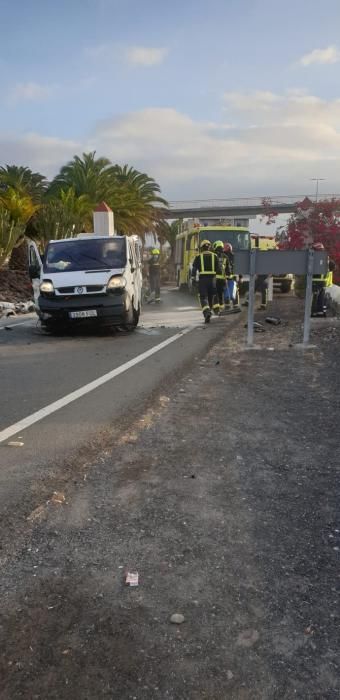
[[216, 255, 226, 280], [313, 271, 333, 286], [149, 257, 160, 269], [199, 252, 217, 275]]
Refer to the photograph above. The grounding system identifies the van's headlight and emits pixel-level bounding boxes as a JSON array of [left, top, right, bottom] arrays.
[[40, 280, 54, 294], [107, 276, 126, 290]]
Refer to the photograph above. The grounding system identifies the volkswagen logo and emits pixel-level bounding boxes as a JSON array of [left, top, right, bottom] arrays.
[[76, 286, 84, 294]]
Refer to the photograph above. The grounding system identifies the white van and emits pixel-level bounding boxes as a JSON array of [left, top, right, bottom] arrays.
[[28, 234, 142, 332]]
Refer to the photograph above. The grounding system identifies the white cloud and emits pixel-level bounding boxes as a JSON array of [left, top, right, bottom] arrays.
[[0, 132, 79, 177], [299, 45, 340, 66], [2, 89, 340, 198], [125, 46, 168, 66], [7, 82, 53, 105], [90, 93, 340, 197]]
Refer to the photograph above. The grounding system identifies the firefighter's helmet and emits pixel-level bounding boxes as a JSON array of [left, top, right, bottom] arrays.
[[200, 240, 211, 251], [213, 240, 224, 251]]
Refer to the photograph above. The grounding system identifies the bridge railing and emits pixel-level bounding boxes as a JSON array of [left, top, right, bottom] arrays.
[[167, 194, 340, 210]]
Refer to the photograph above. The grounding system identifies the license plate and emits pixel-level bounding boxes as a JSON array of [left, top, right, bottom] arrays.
[[69, 310, 98, 319]]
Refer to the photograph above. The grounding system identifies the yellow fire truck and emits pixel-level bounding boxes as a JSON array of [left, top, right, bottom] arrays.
[[175, 220, 251, 289]]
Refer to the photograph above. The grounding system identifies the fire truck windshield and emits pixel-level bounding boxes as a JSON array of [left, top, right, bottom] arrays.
[[200, 229, 250, 251]]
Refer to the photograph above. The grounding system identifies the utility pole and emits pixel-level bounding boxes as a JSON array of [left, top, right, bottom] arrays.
[[310, 178, 325, 203]]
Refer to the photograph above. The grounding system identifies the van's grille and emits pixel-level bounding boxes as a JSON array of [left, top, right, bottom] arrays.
[[86, 285, 104, 292], [57, 285, 104, 294]]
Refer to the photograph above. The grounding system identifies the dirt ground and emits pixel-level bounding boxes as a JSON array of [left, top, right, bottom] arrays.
[[0, 295, 339, 700], [0, 270, 33, 304]]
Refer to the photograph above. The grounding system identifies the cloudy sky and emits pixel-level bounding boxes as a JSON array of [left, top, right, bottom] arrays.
[[1, 0, 340, 201]]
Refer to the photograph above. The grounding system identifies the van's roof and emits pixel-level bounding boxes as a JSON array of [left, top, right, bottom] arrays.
[[48, 235, 126, 243]]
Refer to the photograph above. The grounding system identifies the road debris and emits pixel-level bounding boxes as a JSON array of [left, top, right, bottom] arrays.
[[125, 571, 139, 587], [170, 613, 185, 624], [244, 321, 266, 332], [15, 301, 35, 314], [51, 492, 66, 505], [26, 504, 46, 522], [0, 301, 16, 318], [265, 316, 281, 325]]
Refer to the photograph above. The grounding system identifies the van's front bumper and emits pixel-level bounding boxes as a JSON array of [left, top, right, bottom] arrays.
[[38, 292, 128, 325]]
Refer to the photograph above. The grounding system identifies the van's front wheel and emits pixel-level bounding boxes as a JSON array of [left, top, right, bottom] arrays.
[[133, 303, 140, 328], [42, 320, 66, 335], [123, 302, 139, 331]]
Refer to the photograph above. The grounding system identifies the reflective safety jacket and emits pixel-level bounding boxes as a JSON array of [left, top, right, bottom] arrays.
[[148, 255, 160, 272], [313, 259, 335, 287], [215, 252, 231, 280], [192, 251, 221, 278], [224, 251, 235, 277], [313, 271, 333, 286]]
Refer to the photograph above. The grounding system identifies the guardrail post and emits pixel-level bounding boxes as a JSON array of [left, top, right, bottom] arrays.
[[302, 249, 314, 346], [247, 249, 257, 347]]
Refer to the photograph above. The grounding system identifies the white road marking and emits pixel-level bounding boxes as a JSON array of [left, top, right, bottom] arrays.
[[0, 327, 192, 444], [0, 318, 35, 331]]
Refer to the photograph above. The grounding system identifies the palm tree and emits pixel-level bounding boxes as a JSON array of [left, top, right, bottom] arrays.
[[0, 165, 47, 202], [49, 152, 112, 205], [0, 167, 46, 269], [34, 188, 92, 247], [155, 219, 180, 260], [112, 165, 166, 205], [0, 207, 26, 267], [50, 154, 167, 241], [0, 187, 39, 223], [107, 164, 167, 239], [0, 187, 40, 270]]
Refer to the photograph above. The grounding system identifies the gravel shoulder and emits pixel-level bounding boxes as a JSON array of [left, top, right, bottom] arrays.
[[1, 296, 339, 700]]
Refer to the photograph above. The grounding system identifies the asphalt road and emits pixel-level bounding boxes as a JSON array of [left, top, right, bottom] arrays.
[[2, 295, 339, 699], [0, 288, 242, 522]]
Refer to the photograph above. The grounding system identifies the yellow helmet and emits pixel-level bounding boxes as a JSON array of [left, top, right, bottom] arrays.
[[200, 239, 211, 251], [213, 240, 224, 251], [151, 248, 160, 255]]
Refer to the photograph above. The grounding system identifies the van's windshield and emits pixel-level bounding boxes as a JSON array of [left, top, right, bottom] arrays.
[[43, 238, 127, 273]]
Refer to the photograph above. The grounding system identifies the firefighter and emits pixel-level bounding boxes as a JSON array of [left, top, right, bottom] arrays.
[[192, 240, 220, 323], [212, 240, 231, 312], [147, 248, 161, 303], [223, 243, 240, 310], [311, 242, 336, 316]]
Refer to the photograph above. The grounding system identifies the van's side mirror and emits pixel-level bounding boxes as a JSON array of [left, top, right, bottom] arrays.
[[29, 264, 40, 280]]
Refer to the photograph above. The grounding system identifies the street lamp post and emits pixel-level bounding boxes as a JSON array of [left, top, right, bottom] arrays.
[[310, 178, 325, 203]]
